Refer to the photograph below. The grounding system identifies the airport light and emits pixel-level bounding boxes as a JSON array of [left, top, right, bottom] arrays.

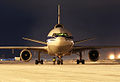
[[117, 54, 120, 59], [109, 54, 115, 59]]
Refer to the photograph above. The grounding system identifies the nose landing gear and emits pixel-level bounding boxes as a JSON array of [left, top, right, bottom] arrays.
[[57, 59, 63, 65], [57, 56, 63, 65]]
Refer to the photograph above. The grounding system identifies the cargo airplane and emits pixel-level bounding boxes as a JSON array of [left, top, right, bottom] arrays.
[[0, 5, 120, 65]]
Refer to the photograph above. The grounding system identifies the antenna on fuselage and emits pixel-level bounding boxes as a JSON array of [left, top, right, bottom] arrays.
[[58, 4, 60, 24]]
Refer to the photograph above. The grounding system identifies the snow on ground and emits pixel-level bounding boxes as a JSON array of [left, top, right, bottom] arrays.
[[0, 63, 120, 82]]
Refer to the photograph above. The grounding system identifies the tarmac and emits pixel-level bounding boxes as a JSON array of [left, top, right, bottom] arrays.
[[0, 60, 120, 82]]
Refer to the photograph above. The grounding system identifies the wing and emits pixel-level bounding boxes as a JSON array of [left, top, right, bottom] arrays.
[[72, 46, 120, 53], [74, 38, 95, 44], [0, 46, 47, 53], [23, 37, 47, 45]]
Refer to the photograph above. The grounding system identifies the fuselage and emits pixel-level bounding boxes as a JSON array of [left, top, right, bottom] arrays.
[[47, 24, 74, 56]]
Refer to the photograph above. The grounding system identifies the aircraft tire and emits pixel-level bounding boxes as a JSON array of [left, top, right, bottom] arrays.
[[57, 60, 60, 65], [61, 59, 63, 65], [35, 60, 39, 65], [77, 59, 80, 64], [40, 59, 43, 64], [81, 60, 85, 64]]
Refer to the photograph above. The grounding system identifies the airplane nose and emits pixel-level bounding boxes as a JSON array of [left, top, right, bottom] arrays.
[[56, 37, 66, 45], [47, 37, 73, 55], [57, 37, 65, 40], [56, 37, 73, 46], [56, 37, 65, 41]]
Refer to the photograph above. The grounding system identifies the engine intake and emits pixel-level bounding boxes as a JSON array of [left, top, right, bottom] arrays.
[[20, 49, 32, 62], [89, 50, 99, 61]]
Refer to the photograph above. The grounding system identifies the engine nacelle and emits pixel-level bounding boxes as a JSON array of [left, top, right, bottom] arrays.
[[88, 50, 99, 61], [20, 49, 32, 62]]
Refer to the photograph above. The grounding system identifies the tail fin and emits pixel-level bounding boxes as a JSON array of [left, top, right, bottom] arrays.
[[58, 4, 60, 24], [54, 4, 64, 28]]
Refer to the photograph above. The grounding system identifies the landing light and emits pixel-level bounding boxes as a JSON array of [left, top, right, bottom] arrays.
[[109, 54, 115, 60]]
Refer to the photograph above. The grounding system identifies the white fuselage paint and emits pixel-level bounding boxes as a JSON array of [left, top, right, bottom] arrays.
[[47, 26, 74, 56], [47, 37, 74, 56]]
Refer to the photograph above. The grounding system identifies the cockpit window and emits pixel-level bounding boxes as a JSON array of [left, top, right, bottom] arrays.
[[52, 33, 73, 39], [56, 33, 68, 37], [52, 33, 68, 37]]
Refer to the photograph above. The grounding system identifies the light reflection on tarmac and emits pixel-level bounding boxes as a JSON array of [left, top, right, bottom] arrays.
[[0, 60, 120, 82]]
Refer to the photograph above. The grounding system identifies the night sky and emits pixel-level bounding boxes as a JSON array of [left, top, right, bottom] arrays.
[[0, 0, 120, 59]]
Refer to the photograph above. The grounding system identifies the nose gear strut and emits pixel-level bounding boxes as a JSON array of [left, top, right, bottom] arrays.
[[57, 56, 63, 65]]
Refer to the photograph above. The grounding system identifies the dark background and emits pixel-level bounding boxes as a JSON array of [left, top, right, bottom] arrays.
[[0, 0, 120, 59]]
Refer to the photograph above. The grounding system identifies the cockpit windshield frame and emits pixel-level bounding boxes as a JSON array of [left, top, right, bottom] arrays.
[[52, 33, 73, 39]]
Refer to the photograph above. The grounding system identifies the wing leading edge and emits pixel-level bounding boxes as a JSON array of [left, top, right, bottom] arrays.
[[0, 46, 47, 52], [72, 46, 120, 53], [23, 37, 47, 45]]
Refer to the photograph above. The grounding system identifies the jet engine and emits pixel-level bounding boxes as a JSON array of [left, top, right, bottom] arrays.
[[20, 49, 32, 62], [88, 50, 99, 61]]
